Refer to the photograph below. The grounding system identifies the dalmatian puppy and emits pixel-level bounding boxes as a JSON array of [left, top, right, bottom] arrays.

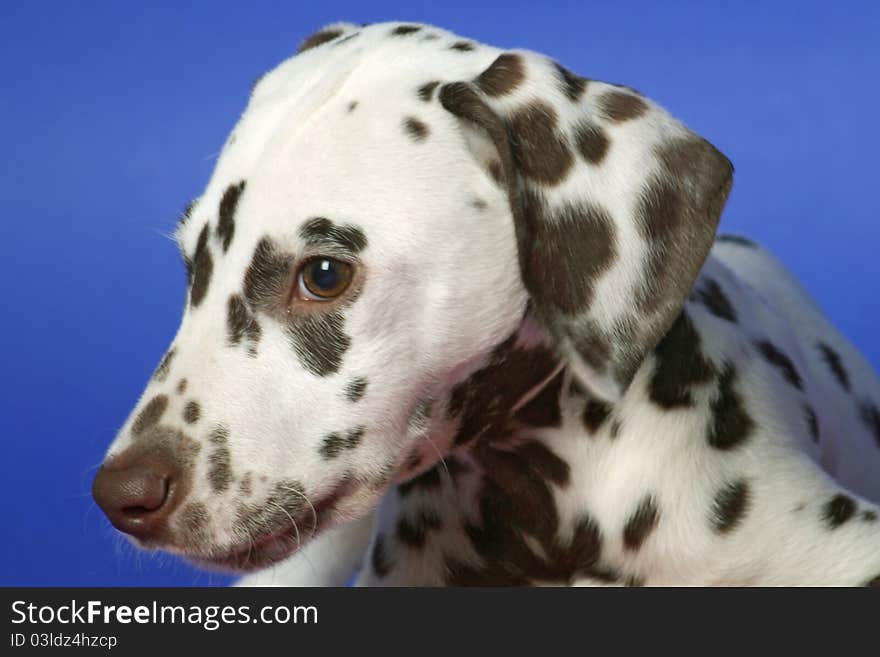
[[92, 22, 880, 586]]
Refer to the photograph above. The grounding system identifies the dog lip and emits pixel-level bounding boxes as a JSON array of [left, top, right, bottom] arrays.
[[185, 488, 345, 573], [191, 523, 309, 573]]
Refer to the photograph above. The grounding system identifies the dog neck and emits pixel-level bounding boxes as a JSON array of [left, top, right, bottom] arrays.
[[391, 315, 625, 585], [400, 310, 580, 482]]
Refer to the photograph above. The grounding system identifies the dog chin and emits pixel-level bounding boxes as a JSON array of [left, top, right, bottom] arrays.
[[187, 533, 306, 573], [182, 491, 380, 573]]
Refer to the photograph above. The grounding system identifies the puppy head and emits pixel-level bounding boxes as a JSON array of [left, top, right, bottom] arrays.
[[92, 22, 731, 571]]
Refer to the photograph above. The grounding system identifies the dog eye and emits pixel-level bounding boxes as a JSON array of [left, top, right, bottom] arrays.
[[297, 258, 353, 300]]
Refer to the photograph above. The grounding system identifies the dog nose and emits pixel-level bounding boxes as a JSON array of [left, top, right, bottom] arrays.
[[92, 453, 180, 541]]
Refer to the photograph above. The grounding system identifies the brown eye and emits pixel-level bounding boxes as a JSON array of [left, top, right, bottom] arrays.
[[298, 258, 353, 300]]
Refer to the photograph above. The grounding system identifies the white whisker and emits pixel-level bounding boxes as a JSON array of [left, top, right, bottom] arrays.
[[279, 484, 319, 539], [420, 433, 451, 479], [269, 501, 301, 548], [243, 525, 256, 567]]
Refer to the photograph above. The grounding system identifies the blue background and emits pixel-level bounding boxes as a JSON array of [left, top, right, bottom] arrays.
[[1, 1, 878, 585]]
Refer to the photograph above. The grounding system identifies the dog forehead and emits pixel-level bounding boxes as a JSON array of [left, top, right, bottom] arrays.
[[177, 23, 509, 252]]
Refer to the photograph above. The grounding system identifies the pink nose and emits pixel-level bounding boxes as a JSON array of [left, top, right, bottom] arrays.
[[92, 451, 182, 542]]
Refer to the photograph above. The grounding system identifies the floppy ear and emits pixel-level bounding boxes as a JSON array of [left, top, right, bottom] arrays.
[[439, 51, 733, 403]]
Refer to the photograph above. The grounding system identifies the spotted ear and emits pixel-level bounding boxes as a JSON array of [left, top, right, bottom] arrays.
[[439, 51, 733, 403], [297, 22, 361, 53]]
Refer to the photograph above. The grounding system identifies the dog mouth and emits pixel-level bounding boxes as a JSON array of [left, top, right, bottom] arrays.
[[189, 521, 316, 573], [184, 488, 348, 573]]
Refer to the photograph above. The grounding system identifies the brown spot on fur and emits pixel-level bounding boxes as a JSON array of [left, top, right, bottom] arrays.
[[507, 101, 573, 185], [817, 342, 851, 392], [708, 364, 754, 450], [450, 40, 475, 51], [390, 25, 421, 36], [597, 90, 649, 122], [216, 180, 245, 252], [582, 399, 612, 433], [183, 400, 200, 424], [553, 61, 588, 101], [132, 395, 169, 436], [207, 426, 233, 493], [823, 493, 856, 529], [298, 28, 343, 53], [190, 223, 214, 308], [696, 277, 737, 323], [711, 480, 750, 533], [243, 238, 293, 309], [396, 508, 442, 548], [417, 81, 440, 102], [649, 312, 715, 408], [623, 496, 659, 551], [475, 53, 525, 97], [574, 120, 610, 164], [344, 377, 368, 402], [152, 349, 176, 382], [176, 378, 188, 394], [287, 310, 352, 377], [755, 340, 802, 390], [520, 190, 617, 315], [404, 117, 429, 141], [299, 217, 368, 254], [319, 426, 365, 459], [238, 472, 253, 496]]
